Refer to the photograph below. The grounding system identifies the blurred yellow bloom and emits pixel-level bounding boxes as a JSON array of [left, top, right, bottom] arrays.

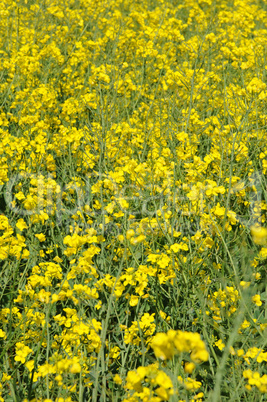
[[0, 330, 6, 339], [178, 375, 202, 390], [251, 225, 267, 245], [114, 374, 122, 384], [25, 360, 35, 372], [184, 362, 196, 373], [240, 281, 250, 288], [252, 294, 262, 306], [70, 362, 81, 374]]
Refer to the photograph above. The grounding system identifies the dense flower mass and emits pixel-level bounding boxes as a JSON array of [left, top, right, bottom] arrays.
[[0, 0, 267, 400]]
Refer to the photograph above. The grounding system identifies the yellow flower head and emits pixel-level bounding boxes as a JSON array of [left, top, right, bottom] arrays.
[[251, 225, 267, 245]]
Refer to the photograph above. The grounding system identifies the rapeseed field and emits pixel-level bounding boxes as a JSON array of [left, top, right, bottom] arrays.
[[0, 0, 267, 400]]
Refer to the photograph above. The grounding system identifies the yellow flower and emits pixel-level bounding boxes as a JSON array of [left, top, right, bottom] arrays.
[[252, 294, 262, 306], [159, 310, 167, 320], [109, 346, 120, 359], [215, 339, 225, 351], [259, 247, 267, 258], [16, 219, 28, 231], [151, 329, 209, 363], [0, 330, 6, 339], [178, 376, 202, 391], [240, 281, 250, 288], [15, 342, 33, 364], [184, 362, 196, 374], [170, 243, 181, 253], [151, 332, 175, 360], [70, 362, 81, 374], [239, 320, 250, 332], [25, 360, 35, 372], [15, 191, 25, 200], [35, 233, 46, 242], [114, 374, 122, 385], [126, 229, 135, 239], [129, 295, 139, 306], [155, 371, 173, 388], [251, 225, 267, 245]]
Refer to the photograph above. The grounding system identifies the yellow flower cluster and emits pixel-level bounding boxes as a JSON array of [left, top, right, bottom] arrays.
[[0, 215, 29, 259], [243, 370, 267, 393], [207, 286, 240, 322], [123, 329, 208, 401], [123, 313, 156, 346], [151, 330, 209, 363], [123, 363, 174, 402]]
